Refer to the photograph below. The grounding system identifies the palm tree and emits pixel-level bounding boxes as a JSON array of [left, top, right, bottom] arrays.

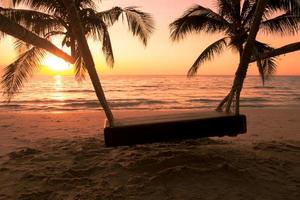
[[170, 0, 300, 114], [0, 0, 154, 126], [233, 0, 300, 114]]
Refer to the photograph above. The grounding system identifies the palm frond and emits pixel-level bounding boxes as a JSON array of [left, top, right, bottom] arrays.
[[0, 8, 64, 36], [266, 0, 300, 13], [96, 7, 123, 27], [188, 37, 228, 77], [1, 46, 45, 100], [74, 55, 87, 82], [170, 5, 230, 41], [83, 13, 115, 67], [256, 57, 277, 85], [253, 41, 277, 84], [14, 39, 31, 53], [260, 12, 300, 35], [102, 25, 114, 67], [74, 0, 96, 10], [98, 6, 154, 45], [44, 30, 66, 39], [217, 0, 241, 24], [12, 0, 95, 16], [122, 7, 154, 46], [256, 56, 266, 84]]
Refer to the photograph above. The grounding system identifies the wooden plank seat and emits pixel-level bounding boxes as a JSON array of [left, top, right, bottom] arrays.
[[104, 111, 247, 147]]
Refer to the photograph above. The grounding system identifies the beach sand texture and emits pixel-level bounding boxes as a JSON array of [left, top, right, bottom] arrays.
[[0, 109, 299, 199]]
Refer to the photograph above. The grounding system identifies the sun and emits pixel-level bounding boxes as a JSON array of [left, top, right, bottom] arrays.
[[42, 54, 72, 74]]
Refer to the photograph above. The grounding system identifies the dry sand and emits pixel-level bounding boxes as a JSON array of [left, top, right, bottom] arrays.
[[0, 108, 299, 200]]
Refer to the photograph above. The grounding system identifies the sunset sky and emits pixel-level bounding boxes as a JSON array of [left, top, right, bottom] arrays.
[[0, 0, 300, 76]]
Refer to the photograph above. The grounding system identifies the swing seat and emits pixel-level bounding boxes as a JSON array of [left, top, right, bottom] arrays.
[[104, 111, 247, 147]]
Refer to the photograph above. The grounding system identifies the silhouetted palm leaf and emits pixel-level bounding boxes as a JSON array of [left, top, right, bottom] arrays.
[[0, 8, 64, 36], [1, 46, 45, 100], [101, 25, 114, 67], [261, 12, 300, 35], [12, 0, 95, 16], [97, 6, 154, 45], [14, 39, 31, 53], [122, 7, 154, 45], [83, 12, 114, 67], [217, 0, 241, 23], [97, 7, 123, 27], [267, 0, 300, 12], [170, 5, 230, 41], [74, 55, 87, 82], [44, 31, 66, 39], [188, 37, 228, 77], [256, 56, 277, 85], [253, 41, 277, 84]]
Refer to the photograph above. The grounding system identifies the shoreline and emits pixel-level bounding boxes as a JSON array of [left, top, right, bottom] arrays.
[[1, 105, 300, 113], [1, 108, 299, 158]]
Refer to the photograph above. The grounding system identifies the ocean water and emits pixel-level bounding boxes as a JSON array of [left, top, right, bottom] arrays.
[[1, 75, 300, 112]]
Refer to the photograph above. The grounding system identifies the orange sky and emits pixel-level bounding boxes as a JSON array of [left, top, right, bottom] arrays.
[[0, 0, 300, 76]]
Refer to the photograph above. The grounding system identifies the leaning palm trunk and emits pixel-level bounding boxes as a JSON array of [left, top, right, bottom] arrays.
[[62, 0, 114, 126], [250, 42, 300, 62], [0, 14, 74, 64], [218, 0, 268, 115], [220, 41, 300, 110]]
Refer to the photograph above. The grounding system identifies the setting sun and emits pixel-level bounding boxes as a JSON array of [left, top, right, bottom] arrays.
[[41, 54, 73, 75]]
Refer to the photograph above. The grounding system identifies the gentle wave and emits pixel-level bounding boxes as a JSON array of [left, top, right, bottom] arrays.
[[132, 85, 158, 88], [0, 75, 299, 112], [187, 99, 220, 103], [252, 86, 276, 89], [241, 97, 269, 102], [60, 89, 95, 93], [1, 99, 172, 110]]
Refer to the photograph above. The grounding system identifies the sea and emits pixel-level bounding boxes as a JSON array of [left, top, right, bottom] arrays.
[[1, 75, 300, 112]]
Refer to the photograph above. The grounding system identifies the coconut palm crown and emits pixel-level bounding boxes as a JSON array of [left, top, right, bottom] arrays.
[[0, 0, 154, 99], [170, 0, 300, 83]]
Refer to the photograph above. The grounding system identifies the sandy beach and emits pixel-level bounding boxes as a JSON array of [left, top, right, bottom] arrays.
[[0, 108, 299, 199]]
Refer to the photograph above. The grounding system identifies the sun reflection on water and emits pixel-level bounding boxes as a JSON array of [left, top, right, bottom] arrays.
[[52, 75, 65, 101]]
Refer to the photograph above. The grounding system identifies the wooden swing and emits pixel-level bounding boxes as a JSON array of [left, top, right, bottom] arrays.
[[104, 111, 247, 147]]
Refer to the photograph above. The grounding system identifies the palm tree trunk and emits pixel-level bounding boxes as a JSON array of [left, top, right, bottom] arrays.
[[70, 37, 76, 58], [223, 46, 244, 113], [0, 14, 74, 64], [233, 0, 268, 115], [250, 42, 300, 62], [62, 0, 114, 126], [217, 0, 268, 114], [217, 46, 243, 112], [216, 92, 230, 111]]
